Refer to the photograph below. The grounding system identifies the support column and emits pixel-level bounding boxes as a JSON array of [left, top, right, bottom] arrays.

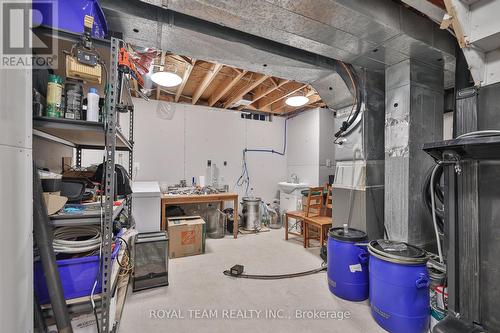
[[384, 59, 443, 247]]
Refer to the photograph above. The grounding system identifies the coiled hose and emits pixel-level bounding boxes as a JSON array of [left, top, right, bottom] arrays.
[[52, 226, 101, 254]]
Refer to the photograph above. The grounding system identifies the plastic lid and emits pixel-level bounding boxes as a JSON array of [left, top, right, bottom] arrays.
[[89, 88, 98, 94], [329, 227, 367, 242], [368, 240, 427, 264], [242, 197, 261, 202]]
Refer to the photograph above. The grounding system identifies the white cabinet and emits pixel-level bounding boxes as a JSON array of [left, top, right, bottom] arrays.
[[132, 182, 161, 232], [279, 189, 303, 214]]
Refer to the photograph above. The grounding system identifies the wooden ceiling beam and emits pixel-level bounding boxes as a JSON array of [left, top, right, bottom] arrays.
[[223, 73, 269, 108], [208, 70, 247, 107], [192, 63, 223, 105], [256, 82, 308, 110], [175, 60, 196, 103], [251, 79, 289, 106]]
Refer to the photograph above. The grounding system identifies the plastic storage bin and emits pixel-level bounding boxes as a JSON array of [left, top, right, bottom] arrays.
[[33, 0, 108, 38], [34, 241, 120, 305]]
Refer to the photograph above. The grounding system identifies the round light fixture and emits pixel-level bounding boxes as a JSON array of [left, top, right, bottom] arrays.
[[285, 95, 309, 107], [151, 71, 183, 87]]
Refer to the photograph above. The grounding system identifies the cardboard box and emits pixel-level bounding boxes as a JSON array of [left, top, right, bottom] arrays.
[[168, 216, 206, 259], [43, 192, 67, 215]]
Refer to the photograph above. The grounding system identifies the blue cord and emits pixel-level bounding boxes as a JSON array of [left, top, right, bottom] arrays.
[[236, 118, 288, 195]]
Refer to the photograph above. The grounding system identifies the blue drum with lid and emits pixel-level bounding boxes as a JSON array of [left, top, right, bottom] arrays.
[[368, 240, 430, 333], [327, 227, 369, 301]]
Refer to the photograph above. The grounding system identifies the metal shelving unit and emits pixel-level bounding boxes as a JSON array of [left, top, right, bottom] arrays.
[[423, 135, 500, 161], [33, 116, 133, 152], [33, 28, 134, 332], [49, 199, 125, 227]]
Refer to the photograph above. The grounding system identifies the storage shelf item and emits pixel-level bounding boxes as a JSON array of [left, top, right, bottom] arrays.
[[33, 116, 132, 151], [423, 135, 500, 161], [32, 33, 134, 333], [34, 240, 121, 305], [49, 199, 125, 227]]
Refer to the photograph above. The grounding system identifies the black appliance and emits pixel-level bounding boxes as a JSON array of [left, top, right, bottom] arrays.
[[133, 231, 169, 292]]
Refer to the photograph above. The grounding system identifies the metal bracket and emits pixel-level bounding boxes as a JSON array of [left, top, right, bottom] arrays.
[[76, 147, 82, 168]]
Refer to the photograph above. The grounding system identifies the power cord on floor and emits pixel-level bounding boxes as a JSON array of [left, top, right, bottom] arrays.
[[223, 262, 327, 280]]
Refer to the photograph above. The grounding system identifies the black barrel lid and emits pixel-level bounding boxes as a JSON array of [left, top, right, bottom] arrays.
[[368, 240, 427, 263], [329, 227, 367, 242]]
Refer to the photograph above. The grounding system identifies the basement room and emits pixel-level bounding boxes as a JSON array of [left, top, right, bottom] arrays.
[[1, 0, 499, 332]]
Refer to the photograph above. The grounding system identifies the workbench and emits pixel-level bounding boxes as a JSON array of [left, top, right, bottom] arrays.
[[161, 192, 239, 238]]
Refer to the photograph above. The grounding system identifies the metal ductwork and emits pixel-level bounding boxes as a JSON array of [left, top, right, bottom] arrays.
[[137, 0, 456, 87], [101, 0, 457, 104]]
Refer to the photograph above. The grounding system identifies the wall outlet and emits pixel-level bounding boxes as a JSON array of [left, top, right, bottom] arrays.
[[134, 162, 140, 171], [326, 159, 331, 167]]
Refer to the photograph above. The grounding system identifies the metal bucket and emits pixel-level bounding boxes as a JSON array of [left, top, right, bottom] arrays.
[[206, 206, 226, 239], [242, 197, 261, 230]]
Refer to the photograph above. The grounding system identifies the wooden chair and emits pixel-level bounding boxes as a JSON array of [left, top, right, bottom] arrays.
[[284, 186, 324, 247], [303, 185, 333, 248], [325, 185, 333, 216]]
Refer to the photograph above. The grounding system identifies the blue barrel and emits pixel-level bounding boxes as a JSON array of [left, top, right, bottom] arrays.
[[327, 227, 369, 301], [368, 240, 430, 333]]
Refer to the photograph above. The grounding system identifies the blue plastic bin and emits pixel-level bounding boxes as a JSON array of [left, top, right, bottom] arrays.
[[34, 241, 120, 305], [33, 0, 108, 38]]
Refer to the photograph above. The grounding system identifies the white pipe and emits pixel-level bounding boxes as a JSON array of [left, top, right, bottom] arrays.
[[430, 163, 444, 263]]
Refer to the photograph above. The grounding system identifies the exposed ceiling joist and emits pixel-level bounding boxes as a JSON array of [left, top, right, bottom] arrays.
[[192, 63, 223, 104], [253, 79, 289, 104], [209, 70, 248, 106], [143, 49, 324, 115], [223, 74, 269, 108], [175, 60, 196, 102], [257, 82, 308, 111]]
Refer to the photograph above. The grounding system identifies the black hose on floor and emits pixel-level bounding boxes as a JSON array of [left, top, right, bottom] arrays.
[[223, 263, 327, 280]]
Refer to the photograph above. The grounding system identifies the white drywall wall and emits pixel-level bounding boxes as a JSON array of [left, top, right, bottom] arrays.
[[286, 108, 320, 185], [286, 108, 335, 186], [114, 99, 287, 204], [80, 101, 337, 203]]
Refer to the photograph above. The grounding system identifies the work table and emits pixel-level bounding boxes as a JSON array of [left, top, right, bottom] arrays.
[[161, 192, 239, 238]]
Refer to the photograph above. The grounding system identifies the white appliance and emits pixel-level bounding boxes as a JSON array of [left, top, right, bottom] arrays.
[[132, 181, 161, 232]]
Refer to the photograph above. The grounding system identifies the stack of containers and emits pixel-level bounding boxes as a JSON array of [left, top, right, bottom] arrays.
[[327, 231, 432, 333]]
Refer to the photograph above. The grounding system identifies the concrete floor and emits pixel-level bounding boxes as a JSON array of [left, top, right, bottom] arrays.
[[120, 229, 385, 333]]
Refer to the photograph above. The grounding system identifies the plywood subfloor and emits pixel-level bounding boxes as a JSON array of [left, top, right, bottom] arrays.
[[120, 229, 384, 333]]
